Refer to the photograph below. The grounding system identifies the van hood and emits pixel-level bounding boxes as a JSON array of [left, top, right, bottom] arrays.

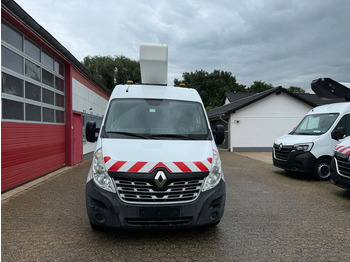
[[274, 134, 319, 146], [100, 139, 214, 173]]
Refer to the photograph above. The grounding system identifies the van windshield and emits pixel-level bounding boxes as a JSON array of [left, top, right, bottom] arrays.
[[102, 99, 211, 140], [291, 113, 339, 135]]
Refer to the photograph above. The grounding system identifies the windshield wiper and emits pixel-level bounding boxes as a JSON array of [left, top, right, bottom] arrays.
[[106, 131, 151, 139], [149, 134, 194, 140]]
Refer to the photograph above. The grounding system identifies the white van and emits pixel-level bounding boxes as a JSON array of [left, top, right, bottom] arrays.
[[273, 102, 350, 180], [85, 44, 226, 229]]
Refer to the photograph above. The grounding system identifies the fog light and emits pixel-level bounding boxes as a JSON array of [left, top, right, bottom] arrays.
[[95, 213, 105, 223], [210, 211, 219, 221]]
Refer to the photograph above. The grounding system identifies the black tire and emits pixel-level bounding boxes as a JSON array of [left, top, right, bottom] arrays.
[[313, 158, 331, 180]]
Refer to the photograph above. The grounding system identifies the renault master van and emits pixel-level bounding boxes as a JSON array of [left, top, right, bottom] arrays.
[[85, 44, 226, 229], [273, 102, 350, 180]]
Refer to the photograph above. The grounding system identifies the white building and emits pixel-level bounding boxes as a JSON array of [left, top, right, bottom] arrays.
[[208, 87, 345, 152]]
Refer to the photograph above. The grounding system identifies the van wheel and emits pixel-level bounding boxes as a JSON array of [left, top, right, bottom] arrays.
[[313, 159, 331, 180]]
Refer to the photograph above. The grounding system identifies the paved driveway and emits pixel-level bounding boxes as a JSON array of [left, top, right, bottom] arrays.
[[2, 152, 350, 261]]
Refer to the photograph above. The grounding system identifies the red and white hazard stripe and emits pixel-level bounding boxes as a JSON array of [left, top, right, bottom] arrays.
[[335, 145, 350, 155], [104, 157, 213, 173], [335, 144, 345, 151]]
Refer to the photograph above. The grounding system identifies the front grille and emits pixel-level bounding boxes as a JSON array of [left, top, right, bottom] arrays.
[[274, 144, 293, 161], [115, 178, 204, 204], [334, 152, 350, 178]]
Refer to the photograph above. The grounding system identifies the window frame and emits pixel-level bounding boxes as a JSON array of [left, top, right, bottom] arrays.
[[1, 20, 66, 125]]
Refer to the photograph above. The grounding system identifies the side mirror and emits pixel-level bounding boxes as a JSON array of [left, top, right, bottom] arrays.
[[213, 125, 225, 145], [86, 121, 99, 143], [331, 127, 345, 140]]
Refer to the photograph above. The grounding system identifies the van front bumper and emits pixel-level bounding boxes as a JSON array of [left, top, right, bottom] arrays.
[[330, 158, 350, 190], [86, 179, 226, 229], [273, 149, 316, 173]]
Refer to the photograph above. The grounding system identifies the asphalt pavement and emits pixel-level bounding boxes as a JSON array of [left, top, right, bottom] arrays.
[[2, 152, 350, 261]]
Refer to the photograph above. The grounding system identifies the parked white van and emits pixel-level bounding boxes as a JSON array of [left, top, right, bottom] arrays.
[[273, 102, 350, 180], [85, 44, 226, 229]]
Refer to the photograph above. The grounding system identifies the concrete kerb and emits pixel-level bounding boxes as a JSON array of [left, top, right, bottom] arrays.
[[1, 159, 92, 205]]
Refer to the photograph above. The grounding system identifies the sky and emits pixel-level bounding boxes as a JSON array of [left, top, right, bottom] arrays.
[[15, 0, 350, 92]]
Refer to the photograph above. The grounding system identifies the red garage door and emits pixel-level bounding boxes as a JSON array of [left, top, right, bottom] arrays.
[[1, 122, 66, 192]]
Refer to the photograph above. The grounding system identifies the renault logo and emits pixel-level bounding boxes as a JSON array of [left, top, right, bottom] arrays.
[[154, 171, 167, 188], [278, 143, 283, 151]]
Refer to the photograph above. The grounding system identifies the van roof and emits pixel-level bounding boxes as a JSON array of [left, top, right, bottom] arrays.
[[308, 102, 350, 114], [110, 84, 203, 103]]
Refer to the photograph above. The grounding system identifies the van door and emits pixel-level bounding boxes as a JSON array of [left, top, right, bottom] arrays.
[[332, 114, 350, 147]]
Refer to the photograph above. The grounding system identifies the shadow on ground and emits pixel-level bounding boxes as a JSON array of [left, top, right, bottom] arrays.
[[273, 169, 315, 181]]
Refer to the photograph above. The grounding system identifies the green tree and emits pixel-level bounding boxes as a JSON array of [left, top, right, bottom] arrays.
[[247, 81, 274, 92], [174, 70, 246, 110], [288, 86, 306, 93], [82, 55, 140, 92], [114, 55, 141, 86], [82, 55, 116, 91]]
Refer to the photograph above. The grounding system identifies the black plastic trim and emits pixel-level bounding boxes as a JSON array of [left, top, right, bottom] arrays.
[[109, 168, 209, 180], [86, 178, 226, 229]]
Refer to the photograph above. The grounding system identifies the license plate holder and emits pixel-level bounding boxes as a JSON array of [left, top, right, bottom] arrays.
[[139, 207, 181, 218]]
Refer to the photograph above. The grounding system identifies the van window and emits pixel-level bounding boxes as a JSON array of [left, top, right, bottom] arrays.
[[103, 99, 210, 140], [335, 114, 350, 137], [293, 113, 339, 135]]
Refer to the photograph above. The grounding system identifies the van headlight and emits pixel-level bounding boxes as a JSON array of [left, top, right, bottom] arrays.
[[92, 148, 116, 193], [293, 143, 313, 152], [202, 150, 223, 192]]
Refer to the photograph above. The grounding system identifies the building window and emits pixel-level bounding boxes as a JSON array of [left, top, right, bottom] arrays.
[[43, 88, 54, 105], [25, 38, 40, 62], [2, 99, 24, 120], [26, 104, 41, 121], [42, 50, 54, 70], [25, 82, 41, 101], [2, 46, 23, 74], [1, 22, 23, 51], [55, 76, 64, 91], [42, 69, 54, 87], [55, 93, 65, 107], [25, 59, 41, 81], [43, 107, 55, 122], [1, 21, 65, 124], [56, 110, 65, 123], [54, 61, 64, 76], [2, 73, 23, 97]]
